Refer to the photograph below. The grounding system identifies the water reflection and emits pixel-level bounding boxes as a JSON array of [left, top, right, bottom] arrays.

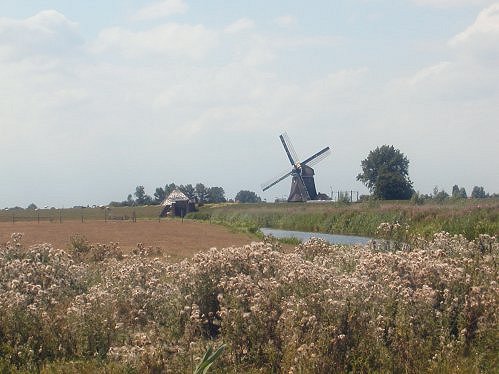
[[260, 228, 371, 245]]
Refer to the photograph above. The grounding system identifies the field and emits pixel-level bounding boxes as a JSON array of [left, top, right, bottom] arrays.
[[0, 201, 497, 373], [0, 220, 254, 260]]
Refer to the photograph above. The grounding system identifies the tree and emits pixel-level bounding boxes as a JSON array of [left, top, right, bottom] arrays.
[[127, 194, 134, 206], [195, 183, 209, 204], [357, 145, 413, 200], [433, 186, 449, 203], [153, 187, 166, 204], [134, 186, 152, 205], [207, 187, 226, 203], [165, 183, 177, 196], [471, 186, 487, 199], [452, 185, 467, 199], [235, 190, 261, 203], [27, 203, 37, 210], [459, 187, 467, 199], [179, 184, 196, 200]]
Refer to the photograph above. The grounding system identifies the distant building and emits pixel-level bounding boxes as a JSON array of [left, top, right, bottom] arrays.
[[160, 189, 196, 217]]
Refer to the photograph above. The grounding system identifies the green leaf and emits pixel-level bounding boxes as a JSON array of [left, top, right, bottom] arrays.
[[193, 344, 226, 374]]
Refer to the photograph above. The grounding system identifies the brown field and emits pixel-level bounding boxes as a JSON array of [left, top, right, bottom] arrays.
[[0, 219, 255, 259]]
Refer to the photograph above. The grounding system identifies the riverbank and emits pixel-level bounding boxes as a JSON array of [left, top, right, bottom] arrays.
[[188, 198, 499, 240]]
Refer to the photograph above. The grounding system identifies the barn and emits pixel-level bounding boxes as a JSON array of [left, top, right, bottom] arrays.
[[159, 189, 196, 217]]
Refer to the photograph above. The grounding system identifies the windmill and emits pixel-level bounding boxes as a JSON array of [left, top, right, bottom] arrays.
[[261, 133, 331, 202]]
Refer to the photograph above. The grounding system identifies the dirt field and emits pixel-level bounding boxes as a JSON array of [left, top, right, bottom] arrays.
[[0, 219, 256, 259]]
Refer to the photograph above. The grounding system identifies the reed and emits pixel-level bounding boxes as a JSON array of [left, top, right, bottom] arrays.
[[188, 199, 499, 240]]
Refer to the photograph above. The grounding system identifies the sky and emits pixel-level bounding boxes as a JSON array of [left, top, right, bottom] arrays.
[[0, 0, 498, 207]]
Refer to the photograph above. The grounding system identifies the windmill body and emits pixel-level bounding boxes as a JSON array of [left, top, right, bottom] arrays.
[[262, 133, 331, 202]]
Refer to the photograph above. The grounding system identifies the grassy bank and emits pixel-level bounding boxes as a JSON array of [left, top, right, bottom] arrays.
[[188, 199, 499, 240]]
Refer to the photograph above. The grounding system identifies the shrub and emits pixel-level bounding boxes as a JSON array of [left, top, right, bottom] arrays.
[[0, 232, 497, 372]]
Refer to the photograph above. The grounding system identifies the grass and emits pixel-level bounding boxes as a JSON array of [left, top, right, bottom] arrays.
[[0, 205, 163, 223], [2, 198, 497, 240], [187, 198, 499, 240]]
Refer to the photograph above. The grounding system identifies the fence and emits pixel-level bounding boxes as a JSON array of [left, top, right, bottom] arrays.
[[0, 206, 164, 223], [330, 190, 360, 203]]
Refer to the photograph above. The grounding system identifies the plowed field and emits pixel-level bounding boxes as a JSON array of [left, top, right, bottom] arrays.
[[0, 219, 254, 259]]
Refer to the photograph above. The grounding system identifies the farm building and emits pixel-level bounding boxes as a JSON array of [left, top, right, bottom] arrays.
[[160, 189, 196, 217]]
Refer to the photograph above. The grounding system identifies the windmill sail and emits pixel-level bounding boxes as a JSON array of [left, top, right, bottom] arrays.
[[261, 169, 294, 191], [279, 133, 299, 166], [302, 147, 331, 166]]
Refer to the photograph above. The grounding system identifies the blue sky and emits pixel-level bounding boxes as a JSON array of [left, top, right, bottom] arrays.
[[0, 0, 498, 207]]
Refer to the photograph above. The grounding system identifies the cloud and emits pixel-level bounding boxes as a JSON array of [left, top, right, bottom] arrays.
[[411, 0, 494, 7], [92, 23, 218, 59], [133, 0, 188, 21], [274, 15, 297, 28], [224, 18, 255, 34], [0, 10, 81, 61], [407, 61, 451, 86], [449, 3, 499, 62]]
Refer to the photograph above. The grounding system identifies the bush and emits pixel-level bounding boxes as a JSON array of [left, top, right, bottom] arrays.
[[0, 232, 497, 372]]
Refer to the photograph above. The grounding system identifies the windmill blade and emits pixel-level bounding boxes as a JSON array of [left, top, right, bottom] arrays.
[[261, 169, 294, 191], [280, 133, 300, 166], [301, 146, 331, 167]]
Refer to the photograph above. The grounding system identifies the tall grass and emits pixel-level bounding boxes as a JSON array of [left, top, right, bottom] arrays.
[[188, 199, 499, 240]]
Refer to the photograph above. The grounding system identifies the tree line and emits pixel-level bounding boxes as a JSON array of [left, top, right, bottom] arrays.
[[10, 145, 497, 210], [108, 183, 230, 207], [111, 144, 495, 207]]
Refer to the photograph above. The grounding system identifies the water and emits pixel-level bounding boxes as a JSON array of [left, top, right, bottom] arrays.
[[260, 228, 371, 245]]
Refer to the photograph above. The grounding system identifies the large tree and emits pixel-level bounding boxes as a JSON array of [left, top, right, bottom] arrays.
[[357, 145, 413, 200], [207, 186, 226, 203]]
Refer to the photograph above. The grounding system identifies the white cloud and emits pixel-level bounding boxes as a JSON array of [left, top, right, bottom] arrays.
[[0, 10, 81, 60], [133, 0, 188, 21], [411, 0, 494, 8], [407, 61, 451, 85], [449, 3, 499, 62], [274, 15, 297, 28], [224, 18, 255, 34], [92, 23, 218, 59]]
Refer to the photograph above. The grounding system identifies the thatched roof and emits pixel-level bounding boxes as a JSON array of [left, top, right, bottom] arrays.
[[161, 189, 189, 206]]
